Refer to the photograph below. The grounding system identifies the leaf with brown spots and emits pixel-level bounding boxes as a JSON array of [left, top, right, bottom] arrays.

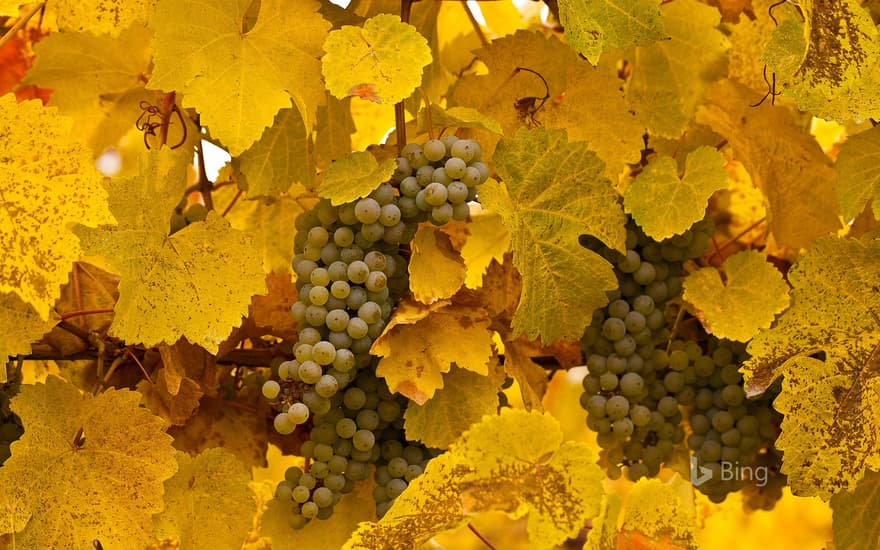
[[745, 236, 880, 498]]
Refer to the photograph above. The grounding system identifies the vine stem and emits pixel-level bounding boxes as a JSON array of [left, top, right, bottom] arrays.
[[0, 2, 44, 49], [467, 524, 498, 550], [221, 189, 244, 217], [706, 217, 767, 263], [394, 0, 417, 156], [60, 308, 115, 321], [157, 92, 176, 147], [460, 0, 489, 47]]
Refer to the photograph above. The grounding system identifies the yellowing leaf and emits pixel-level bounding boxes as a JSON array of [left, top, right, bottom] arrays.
[[585, 493, 623, 550], [318, 151, 396, 205], [0, 376, 177, 549], [148, 0, 330, 155], [223, 190, 305, 275], [627, 0, 730, 137], [52, 0, 156, 35], [830, 469, 880, 550], [23, 25, 154, 152], [373, 299, 494, 404], [835, 124, 880, 221], [404, 364, 500, 449], [745, 237, 880, 498], [0, 96, 115, 319], [0, 292, 56, 364], [138, 368, 204, 427], [557, 0, 667, 64], [250, 272, 299, 340], [620, 476, 697, 548], [625, 147, 728, 240], [315, 94, 356, 169], [481, 127, 625, 343], [763, 0, 880, 122], [458, 211, 511, 289], [153, 449, 254, 550], [418, 105, 503, 135], [322, 14, 432, 104], [409, 226, 466, 304], [238, 108, 314, 197], [503, 337, 550, 412], [683, 250, 790, 342], [697, 79, 842, 249]]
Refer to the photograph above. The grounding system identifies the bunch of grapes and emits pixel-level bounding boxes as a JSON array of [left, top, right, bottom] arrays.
[[578, 219, 714, 480], [0, 366, 23, 465], [262, 137, 489, 528]]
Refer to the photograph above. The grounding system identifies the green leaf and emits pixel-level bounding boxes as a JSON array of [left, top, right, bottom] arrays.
[[763, 0, 880, 122], [557, 0, 667, 64], [153, 449, 254, 550], [683, 250, 790, 342], [624, 146, 729, 240], [831, 469, 880, 550], [627, 0, 730, 137], [418, 105, 503, 135], [237, 108, 314, 197], [23, 25, 154, 152], [322, 14, 432, 104], [318, 151, 396, 205], [745, 236, 880, 498], [148, 0, 330, 155], [696, 79, 842, 249], [835, 125, 880, 221], [481, 127, 625, 343], [404, 364, 500, 449]]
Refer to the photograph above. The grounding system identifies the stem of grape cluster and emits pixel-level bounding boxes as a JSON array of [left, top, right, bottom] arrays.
[[467, 523, 498, 550]]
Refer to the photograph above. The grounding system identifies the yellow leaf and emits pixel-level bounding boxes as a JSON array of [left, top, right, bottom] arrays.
[[23, 25, 154, 152], [317, 151, 396, 205], [148, 0, 330, 155], [835, 124, 880, 221], [45, 262, 119, 356], [153, 449, 254, 550], [264, 474, 376, 550], [373, 298, 494, 404], [0, 292, 57, 364], [625, 147, 729, 240], [418, 105, 503, 135], [503, 337, 550, 412], [409, 226, 466, 304], [322, 14, 432, 104], [683, 250, 790, 342], [249, 272, 299, 340], [697, 79, 842, 249], [138, 369, 204, 427], [726, 0, 777, 94], [585, 493, 623, 550], [481, 127, 625, 343], [74, 152, 266, 352], [238, 108, 314, 197], [0, 96, 115, 319], [620, 476, 697, 548], [746, 237, 880, 498], [0, 376, 177, 549], [404, 364, 501, 449], [830, 469, 880, 550], [557, 0, 667, 64], [627, 0, 730, 137], [51, 0, 156, 35], [457, 211, 511, 290], [315, 94, 356, 169]]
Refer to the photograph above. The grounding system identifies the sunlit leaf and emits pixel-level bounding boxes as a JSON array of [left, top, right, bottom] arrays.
[[557, 0, 667, 64], [409, 226, 466, 304], [318, 151, 396, 205], [835, 124, 880, 221], [830, 469, 880, 550], [238, 108, 314, 197]]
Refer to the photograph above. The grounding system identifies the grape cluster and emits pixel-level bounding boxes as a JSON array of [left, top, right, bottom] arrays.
[[579, 219, 714, 481], [0, 367, 23, 465], [397, 137, 488, 225], [263, 137, 490, 528]]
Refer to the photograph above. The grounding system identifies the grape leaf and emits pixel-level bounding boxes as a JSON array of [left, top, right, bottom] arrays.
[[404, 364, 500, 449], [315, 94, 356, 169], [625, 146, 729, 240], [52, 0, 156, 36], [322, 14, 432, 104], [74, 152, 266, 352], [480, 127, 625, 343], [763, 0, 880, 122], [557, 0, 667, 64], [44, 262, 119, 356], [830, 469, 880, 550], [23, 25, 153, 152], [417, 105, 503, 135], [502, 337, 550, 411], [138, 368, 204, 427], [726, 0, 777, 94], [0, 95, 115, 319], [264, 476, 376, 550], [683, 250, 790, 342], [373, 298, 493, 404], [696, 79, 842, 249], [409, 226, 466, 304], [318, 151, 396, 205], [619, 476, 697, 548], [148, 0, 330, 155], [238, 107, 314, 197], [627, 0, 730, 138], [0, 291, 56, 364], [457, 211, 511, 290], [835, 124, 880, 221], [585, 494, 622, 550], [153, 449, 254, 550], [249, 272, 298, 340], [745, 237, 880, 498], [0, 376, 177, 549]]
